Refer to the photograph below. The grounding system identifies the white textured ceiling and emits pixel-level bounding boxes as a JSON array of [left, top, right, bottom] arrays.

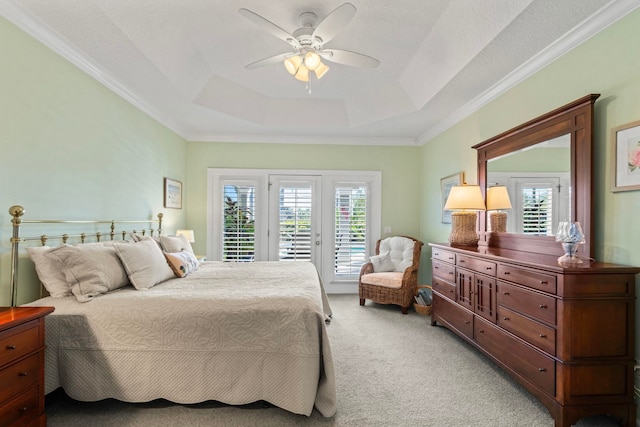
[[1, 0, 637, 145]]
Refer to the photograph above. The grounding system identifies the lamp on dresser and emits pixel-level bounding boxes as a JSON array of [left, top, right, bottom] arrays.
[[443, 185, 485, 246], [486, 186, 512, 232]]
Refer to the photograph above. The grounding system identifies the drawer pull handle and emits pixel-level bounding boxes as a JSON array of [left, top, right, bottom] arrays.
[[20, 406, 28, 412], [464, 321, 471, 325], [503, 292, 510, 296], [539, 304, 547, 309], [479, 330, 485, 334], [503, 271, 511, 275], [449, 289, 454, 293], [538, 368, 546, 372], [503, 317, 509, 320], [539, 334, 547, 338], [434, 266, 439, 269], [19, 371, 29, 377], [459, 260, 465, 263], [539, 280, 548, 284], [448, 257, 454, 260], [6, 345, 17, 350]]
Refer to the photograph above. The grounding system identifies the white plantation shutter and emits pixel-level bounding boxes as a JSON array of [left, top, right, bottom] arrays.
[[334, 184, 367, 277], [222, 184, 256, 261], [278, 183, 312, 261], [522, 186, 553, 235]]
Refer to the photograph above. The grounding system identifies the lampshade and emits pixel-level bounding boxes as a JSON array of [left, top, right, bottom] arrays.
[[314, 61, 330, 79], [304, 51, 321, 70], [284, 55, 303, 75], [294, 64, 310, 82], [444, 185, 486, 211], [486, 186, 512, 210], [176, 229, 195, 243]]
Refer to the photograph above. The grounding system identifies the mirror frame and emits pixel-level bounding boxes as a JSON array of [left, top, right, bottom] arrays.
[[473, 94, 599, 258]]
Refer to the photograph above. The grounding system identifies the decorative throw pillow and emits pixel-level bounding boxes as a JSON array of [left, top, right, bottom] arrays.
[[44, 244, 130, 302], [164, 250, 200, 278], [369, 252, 395, 272], [159, 234, 194, 254], [114, 238, 175, 290], [25, 246, 72, 297]]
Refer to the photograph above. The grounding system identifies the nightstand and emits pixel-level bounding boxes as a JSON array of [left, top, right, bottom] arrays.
[[196, 255, 207, 262], [0, 306, 54, 427]]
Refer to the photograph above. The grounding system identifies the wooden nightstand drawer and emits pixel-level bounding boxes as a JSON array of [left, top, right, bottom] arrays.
[[0, 321, 39, 367], [432, 248, 455, 264], [0, 386, 39, 427], [497, 264, 557, 294], [0, 353, 39, 404], [432, 260, 455, 281], [457, 254, 496, 276]]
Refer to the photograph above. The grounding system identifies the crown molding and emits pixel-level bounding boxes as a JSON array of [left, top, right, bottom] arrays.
[[417, 0, 640, 145], [187, 133, 419, 146]]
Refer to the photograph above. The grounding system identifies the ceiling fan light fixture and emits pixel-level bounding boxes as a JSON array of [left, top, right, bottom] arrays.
[[304, 51, 321, 70], [284, 55, 303, 75], [314, 61, 329, 79], [294, 64, 310, 82]]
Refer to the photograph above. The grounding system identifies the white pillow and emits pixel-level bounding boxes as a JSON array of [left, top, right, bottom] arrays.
[[159, 234, 194, 254], [44, 244, 130, 302], [369, 252, 395, 272], [114, 238, 175, 290], [25, 246, 71, 297], [164, 250, 200, 278]]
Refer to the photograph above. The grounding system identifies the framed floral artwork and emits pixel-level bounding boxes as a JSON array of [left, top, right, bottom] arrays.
[[164, 178, 182, 209], [611, 120, 640, 192], [441, 172, 464, 223]]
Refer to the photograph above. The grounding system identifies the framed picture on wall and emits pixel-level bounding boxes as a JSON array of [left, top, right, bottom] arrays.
[[441, 172, 464, 223], [611, 120, 640, 192], [164, 178, 182, 209]]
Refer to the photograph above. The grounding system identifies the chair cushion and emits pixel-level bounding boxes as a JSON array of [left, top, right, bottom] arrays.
[[369, 252, 395, 272], [360, 272, 403, 289], [379, 236, 415, 272]]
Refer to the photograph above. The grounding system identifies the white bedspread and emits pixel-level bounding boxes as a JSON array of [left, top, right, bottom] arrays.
[[24, 261, 336, 417]]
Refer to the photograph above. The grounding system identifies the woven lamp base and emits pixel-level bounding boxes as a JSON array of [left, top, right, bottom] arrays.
[[490, 211, 507, 232], [448, 211, 479, 246]]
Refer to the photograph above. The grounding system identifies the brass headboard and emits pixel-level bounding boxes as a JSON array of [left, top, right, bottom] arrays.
[[8, 205, 163, 306]]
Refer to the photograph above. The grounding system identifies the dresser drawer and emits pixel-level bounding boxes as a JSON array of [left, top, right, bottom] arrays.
[[0, 321, 40, 367], [433, 294, 473, 340], [0, 353, 39, 404], [432, 260, 456, 282], [475, 317, 555, 395], [497, 305, 556, 355], [497, 282, 556, 326], [497, 264, 557, 294], [432, 248, 456, 264], [432, 277, 456, 301], [0, 386, 40, 427], [457, 254, 496, 276]]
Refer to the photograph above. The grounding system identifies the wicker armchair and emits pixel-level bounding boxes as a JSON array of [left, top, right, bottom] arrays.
[[358, 236, 424, 314]]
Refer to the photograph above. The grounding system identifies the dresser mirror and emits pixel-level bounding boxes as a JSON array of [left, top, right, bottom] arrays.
[[473, 94, 599, 258]]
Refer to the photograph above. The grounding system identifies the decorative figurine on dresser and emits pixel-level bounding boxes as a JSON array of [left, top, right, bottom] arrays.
[[431, 95, 640, 427], [0, 307, 54, 427]]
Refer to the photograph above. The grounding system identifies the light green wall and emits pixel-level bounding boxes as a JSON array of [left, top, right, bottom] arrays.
[[184, 142, 422, 256], [420, 8, 640, 347], [0, 16, 188, 305]]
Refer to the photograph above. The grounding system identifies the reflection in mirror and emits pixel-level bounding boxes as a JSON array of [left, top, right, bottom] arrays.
[[487, 134, 570, 236]]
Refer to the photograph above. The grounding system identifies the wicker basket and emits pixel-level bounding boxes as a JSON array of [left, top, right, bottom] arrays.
[[414, 285, 432, 315]]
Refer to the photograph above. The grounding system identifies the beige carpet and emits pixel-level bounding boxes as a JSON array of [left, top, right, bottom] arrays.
[[45, 294, 623, 427]]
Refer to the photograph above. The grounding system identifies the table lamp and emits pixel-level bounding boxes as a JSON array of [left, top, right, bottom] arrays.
[[486, 186, 512, 233], [176, 229, 195, 243], [444, 185, 486, 245]]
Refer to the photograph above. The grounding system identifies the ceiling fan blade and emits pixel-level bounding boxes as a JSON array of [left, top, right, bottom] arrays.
[[312, 3, 356, 45], [238, 8, 301, 49], [320, 49, 380, 68], [245, 53, 290, 70]]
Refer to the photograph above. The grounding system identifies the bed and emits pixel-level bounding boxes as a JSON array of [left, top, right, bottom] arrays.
[[9, 206, 336, 417]]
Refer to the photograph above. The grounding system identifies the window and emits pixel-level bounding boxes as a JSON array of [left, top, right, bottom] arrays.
[[334, 184, 367, 277]]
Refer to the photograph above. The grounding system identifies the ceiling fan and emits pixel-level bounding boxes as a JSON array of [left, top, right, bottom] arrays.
[[239, 3, 379, 86]]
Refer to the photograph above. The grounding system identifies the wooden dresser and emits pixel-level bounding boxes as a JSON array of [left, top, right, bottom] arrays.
[[0, 307, 54, 427], [429, 243, 639, 427]]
